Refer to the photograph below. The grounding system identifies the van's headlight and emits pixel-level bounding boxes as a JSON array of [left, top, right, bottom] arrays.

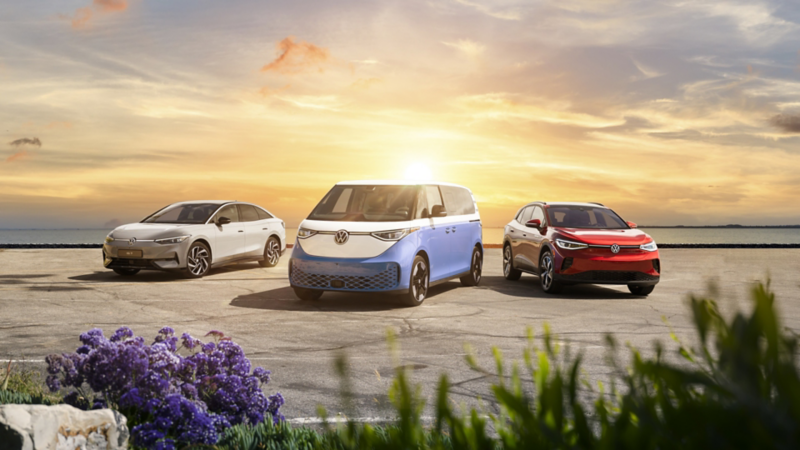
[[155, 235, 191, 245], [640, 241, 658, 252], [371, 227, 419, 241], [297, 227, 317, 238], [556, 239, 589, 250]]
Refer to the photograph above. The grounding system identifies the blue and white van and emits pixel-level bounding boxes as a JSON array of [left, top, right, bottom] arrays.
[[289, 181, 483, 306]]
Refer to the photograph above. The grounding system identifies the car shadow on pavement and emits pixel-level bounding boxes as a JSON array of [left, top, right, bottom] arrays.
[[475, 276, 641, 300], [230, 283, 461, 312], [69, 263, 267, 283]]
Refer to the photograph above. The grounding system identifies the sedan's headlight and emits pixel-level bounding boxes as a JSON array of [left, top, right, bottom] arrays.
[[297, 227, 317, 238], [104, 235, 115, 243], [640, 241, 658, 252], [371, 227, 419, 241], [556, 239, 589, 250], [155, 235, 191, 245]]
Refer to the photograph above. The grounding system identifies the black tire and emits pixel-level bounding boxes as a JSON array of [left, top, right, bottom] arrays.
[[401, 255, 429, 307], [539, 250, 562, 294], [503, 244, 522, 281], [259, 237, 281, 268], [112, 268, 139, 276], [184, 242, 211, 278], [460, 247, 482, 286], [293, 287, 323, 301], [628, 284, 655, 296]]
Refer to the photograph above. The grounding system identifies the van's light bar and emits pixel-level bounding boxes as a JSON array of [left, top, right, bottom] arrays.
[[297, 227, 317, 238], [371, 227, 420, 241]]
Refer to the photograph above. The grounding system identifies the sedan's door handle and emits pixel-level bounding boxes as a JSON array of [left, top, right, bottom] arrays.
[[238, 230, 244, 233], [510, 229, 515, 233], [262, 228, 269, 230]]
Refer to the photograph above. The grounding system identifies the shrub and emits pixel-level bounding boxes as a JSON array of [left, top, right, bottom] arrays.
[[45, 327, 283, 449]]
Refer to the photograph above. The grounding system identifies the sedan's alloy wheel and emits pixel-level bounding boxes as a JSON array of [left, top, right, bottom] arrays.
[[267, 239, 280, 265], [187, 245, 210, 276]]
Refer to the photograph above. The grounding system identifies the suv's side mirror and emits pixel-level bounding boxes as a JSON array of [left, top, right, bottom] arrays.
[[526, 219, 542, 228], [217, 216, 231, 225], [431, 205, 447, 217], [627, 221, 637, 229]]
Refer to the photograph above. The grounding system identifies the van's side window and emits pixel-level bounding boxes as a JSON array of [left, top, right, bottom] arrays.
[[424, 186, 443, 217], [441, 186, 476, 216]]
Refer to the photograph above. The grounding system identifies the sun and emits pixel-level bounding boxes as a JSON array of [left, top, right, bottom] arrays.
[[403, 163, 433, 181]]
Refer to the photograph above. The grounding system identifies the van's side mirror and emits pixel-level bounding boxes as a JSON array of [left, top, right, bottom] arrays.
[[627, 221, 637, 229], [431, 205, 447, 217], [526, 219, 542, 228], [217, 217, 231, 225]]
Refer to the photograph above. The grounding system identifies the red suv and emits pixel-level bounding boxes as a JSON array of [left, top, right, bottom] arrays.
[[502, 202, 660, 295]]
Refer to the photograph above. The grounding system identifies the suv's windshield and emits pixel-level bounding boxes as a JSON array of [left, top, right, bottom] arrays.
[[547, 205, 628, 229], [308, 185, 419, 222], [142, 203, 220, 224]]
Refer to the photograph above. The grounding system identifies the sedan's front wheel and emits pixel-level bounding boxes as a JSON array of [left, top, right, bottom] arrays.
[[185, 242, 211, 278]]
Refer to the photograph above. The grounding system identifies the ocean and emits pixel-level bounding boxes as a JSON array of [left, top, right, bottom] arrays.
[[1, 227, 800, 245]]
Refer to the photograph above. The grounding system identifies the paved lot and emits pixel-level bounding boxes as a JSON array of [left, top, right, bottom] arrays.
[[1, 248, 799, 421]]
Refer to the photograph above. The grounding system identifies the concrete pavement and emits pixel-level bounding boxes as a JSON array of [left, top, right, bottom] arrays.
[[1, 248, 799, 420]]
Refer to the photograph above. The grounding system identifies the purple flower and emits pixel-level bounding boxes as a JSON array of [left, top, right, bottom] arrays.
[[180, 332, 201, 351], [253, 367, 272, 385], [110, 326, 134, 342]]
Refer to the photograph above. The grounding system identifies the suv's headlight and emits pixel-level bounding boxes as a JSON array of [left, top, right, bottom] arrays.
[[556, 239, 589, 250], [371, 227, 419, 241], [155, 235, 191, 245], [297, 227, 317, 238], [640, 241, 658, 252]]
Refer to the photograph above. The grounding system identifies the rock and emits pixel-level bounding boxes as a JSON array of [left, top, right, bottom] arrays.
[[0, 404, 128, 450]]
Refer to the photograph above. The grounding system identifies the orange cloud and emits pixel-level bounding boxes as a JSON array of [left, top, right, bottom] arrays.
[[5, 150, 29, 163], [261, 37, 332, 75], [66, 0, 128, 29], [259, 84, 291, 97], [350, 77, 383, 90], [46, 121, 73, 129]]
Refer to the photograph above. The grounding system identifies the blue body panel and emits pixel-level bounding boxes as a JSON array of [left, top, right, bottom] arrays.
[[290, 222, 483, 293]]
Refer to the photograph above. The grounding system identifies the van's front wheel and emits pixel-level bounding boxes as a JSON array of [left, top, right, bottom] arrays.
[[293, 287, 323, 301], [401, 255, 429, 307]]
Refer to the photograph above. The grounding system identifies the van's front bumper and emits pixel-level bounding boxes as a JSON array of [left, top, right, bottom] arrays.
[[289, 237, 420, 293]]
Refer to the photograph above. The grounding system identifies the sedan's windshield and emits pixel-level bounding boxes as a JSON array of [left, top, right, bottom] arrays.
[[547, 206, 628, 229], [142, 203, 220, 224], [308, 185, 418, 222]]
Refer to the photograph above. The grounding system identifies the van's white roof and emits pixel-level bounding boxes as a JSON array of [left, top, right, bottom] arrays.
[[336, 180, 469, 189]]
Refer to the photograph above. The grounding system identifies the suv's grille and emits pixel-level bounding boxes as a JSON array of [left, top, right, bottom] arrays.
[[560, 271, 659, 284], [291, 260, 400, 291]]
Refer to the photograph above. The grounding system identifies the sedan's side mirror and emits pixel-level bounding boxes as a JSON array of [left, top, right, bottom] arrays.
[[627, 221, 637, 229], [431, 205, 447, 217], [217, 216, 232, 225], [526, 219, 542, 228]]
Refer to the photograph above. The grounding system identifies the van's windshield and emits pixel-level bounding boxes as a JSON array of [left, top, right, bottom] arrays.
[[307, 185, 419, 222]]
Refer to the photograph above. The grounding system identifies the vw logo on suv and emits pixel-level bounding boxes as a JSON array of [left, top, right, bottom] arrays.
[[128, 237, 137, 246], [334, 230, 349, 245], [610, 243, 620, 254]]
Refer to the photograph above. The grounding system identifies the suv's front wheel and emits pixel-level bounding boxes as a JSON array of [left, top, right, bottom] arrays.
[[539, 250, 562, 294]]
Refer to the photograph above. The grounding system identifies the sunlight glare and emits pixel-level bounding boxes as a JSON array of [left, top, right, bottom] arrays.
[[404, 163, 433, 181]]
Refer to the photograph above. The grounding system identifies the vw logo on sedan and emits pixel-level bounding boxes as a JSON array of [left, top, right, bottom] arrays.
[[334, 230, 349, 245], [610, 243, 620, 254], [128, 237, 137, 246]]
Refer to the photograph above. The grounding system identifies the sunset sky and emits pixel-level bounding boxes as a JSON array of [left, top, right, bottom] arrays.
[[2, 0, 800, 228]]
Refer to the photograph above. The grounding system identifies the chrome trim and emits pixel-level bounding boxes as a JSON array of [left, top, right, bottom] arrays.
[[587, 244, 639, 248]]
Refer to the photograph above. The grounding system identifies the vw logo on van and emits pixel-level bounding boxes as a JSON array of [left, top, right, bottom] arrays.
[[334, 230, 349, 245], [129, 237, 137, 246], [610, 243, 620, 254]]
